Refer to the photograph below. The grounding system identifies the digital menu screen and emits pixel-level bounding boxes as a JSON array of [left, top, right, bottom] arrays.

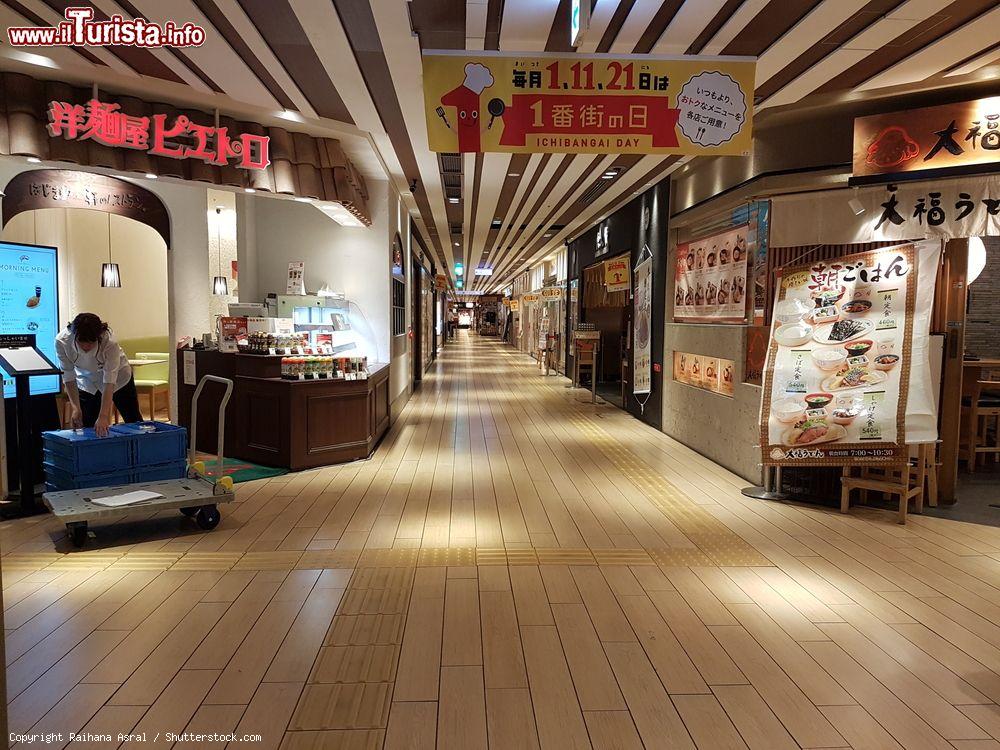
[[0, 242, 59, 398]]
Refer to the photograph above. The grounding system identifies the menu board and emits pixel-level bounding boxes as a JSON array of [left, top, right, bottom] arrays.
[[633, 257, 653, 395], [673, 351, 734, 397], [218, 316, 248, 353], [605, 258, 630, 293], [674, 225, 749, 322], [761, 244, 917, 466], [0, 242, 59, 398]]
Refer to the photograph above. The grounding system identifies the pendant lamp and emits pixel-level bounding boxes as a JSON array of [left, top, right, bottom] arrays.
[[211, 206, 228, 295], [101, 213, 121, 287]]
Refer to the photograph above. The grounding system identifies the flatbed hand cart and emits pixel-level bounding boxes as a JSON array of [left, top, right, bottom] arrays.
[[43, 375, 236, 547]]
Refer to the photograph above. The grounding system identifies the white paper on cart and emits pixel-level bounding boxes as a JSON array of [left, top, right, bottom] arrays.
[[92, 490, 163, 507]]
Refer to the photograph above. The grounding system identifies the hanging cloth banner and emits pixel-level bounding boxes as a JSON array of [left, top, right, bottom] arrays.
[[422, 50, 755, 155], [759, 240, 940, 468], [633, 255, 653, 396]]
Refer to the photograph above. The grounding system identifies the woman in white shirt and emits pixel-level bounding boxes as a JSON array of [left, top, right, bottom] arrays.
[[55, 313, 142, 436]]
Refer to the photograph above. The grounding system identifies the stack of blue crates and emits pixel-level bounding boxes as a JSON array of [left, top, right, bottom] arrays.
[[43, 422, 188, 492]]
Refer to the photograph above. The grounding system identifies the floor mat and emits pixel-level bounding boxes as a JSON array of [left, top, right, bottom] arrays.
[[199, 458, 288, 483]]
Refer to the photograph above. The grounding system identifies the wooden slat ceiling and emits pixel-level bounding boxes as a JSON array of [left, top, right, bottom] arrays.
[[1, 0, 997, 289]]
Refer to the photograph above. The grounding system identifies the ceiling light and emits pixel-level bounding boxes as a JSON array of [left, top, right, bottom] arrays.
[[449, 197, 459, 204], [454, 241, 460, 246], [507, 172, 520, 177], [294, 196, 312, 203], [316, 201, 366, 227], [276, 109, 304, 122], [7, 50, 58, 69], [144, 173, 157, 179], [26, 156, 40, 163], [969, 237, 987, 284], [245, 187, 256, 193]]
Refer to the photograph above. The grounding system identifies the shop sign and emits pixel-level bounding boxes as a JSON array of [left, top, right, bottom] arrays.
[[760, 241, 939, 467], [673, 351, 734, 397], [522, 293, 540, 302], [435, 273, 447, 291], [422, 51, 755, 155], [674, 224, 749, 323], [541, 288, 563, 299], [286, 262, 305, 295], [604, 258, 630, 292], [853, 97, 1000, 179], [633, 256, 653, 395], [509, 300, 520, 311], [47, 98, 270, 170]]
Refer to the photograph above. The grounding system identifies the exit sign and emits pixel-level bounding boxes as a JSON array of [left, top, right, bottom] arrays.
[[571, 0, 589, 48]]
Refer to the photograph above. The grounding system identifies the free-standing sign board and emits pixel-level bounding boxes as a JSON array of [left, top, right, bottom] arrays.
[[423, 51, 755, 155], [761, 243, 925, 467], [674, 225, 749, 323], [0, 242, 59, 398]]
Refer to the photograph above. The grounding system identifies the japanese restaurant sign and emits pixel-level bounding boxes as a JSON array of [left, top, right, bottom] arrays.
[[423, 51, 755, 155], [761, 244, 923, 467], [674, 225, 749, 323], [854, 97, 1000, 179], [47, 98, 270, 170], [604, 258, 630, 292], [541, 287, 563, 299], [632, 256, 653, 395], [673, 352, 734, 397]]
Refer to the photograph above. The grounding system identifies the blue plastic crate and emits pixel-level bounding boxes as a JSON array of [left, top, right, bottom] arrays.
[[42, 428, 135, 473], [110, 422, 187, 467], [43, 461, 132, 491], [132, 459, 187, 483]]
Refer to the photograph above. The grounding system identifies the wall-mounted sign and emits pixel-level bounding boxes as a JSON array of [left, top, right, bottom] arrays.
[[760, 242, 938, 467], [570, 0, 590, 48], [48, 98, 270, 170], [435, 273, 447, 290], [674, 224, 749, 323], [509, 300, 520, 311], [522, 293, 540, 302], [633, 256, 653, 395], [853, 98, 1000, 180], [286, 262, 305, 295], [541, 287, 563, 299], [595, 223, 609, 257], [673, 351, 734, 397], [604, 258, 630, 292], [1, 169, 171, 247], [423, 51, 755, 155]]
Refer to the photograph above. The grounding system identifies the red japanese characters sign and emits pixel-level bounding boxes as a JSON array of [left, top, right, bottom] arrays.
[[423, 51, 755, 156], [47, 99, 269, 170]]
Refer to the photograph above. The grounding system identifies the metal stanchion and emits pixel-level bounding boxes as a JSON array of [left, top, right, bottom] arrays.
[[741, 457, 790, 501]]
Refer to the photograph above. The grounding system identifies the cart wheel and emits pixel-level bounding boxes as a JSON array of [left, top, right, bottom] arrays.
[[180, 507, 198, 518], [69, 523, 87, 548], [196, 505, 221, 530]]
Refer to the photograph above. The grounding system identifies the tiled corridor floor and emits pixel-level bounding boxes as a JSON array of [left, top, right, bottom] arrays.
[[6, 333, 1000, 749]]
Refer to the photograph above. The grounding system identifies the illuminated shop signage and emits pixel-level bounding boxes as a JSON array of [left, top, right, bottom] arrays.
[[854, 97, 1000, 179], [47, 98, 270, 170]]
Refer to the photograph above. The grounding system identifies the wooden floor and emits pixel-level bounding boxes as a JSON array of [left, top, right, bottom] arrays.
[[6, 333, 1000, 749]]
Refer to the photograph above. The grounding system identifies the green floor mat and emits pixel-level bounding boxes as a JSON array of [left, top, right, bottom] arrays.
[[199, 459, 288, 483]]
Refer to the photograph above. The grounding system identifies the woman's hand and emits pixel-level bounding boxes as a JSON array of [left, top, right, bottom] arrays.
[[95, 413, 111, 437], [69, 406, 83, 429]]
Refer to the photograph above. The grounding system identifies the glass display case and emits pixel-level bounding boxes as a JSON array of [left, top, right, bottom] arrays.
[[276, 295, 380, 362]]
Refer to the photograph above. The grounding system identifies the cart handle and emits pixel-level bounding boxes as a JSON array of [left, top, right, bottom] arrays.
[[189, 375, 234, 480]]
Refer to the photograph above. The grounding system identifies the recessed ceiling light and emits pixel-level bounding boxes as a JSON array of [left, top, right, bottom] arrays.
[[26, 156, 41, 163], [448, 197, 459, 204], [145, 173, 157, 179], [277, 109, 304, 122], [454, 242, 460, 246], [294, 196, 312, 203], [245, 187, 256, 193], [507, 172, 520, 177]]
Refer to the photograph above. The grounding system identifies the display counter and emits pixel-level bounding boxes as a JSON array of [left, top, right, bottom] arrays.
[[176, 350, 390, 470]]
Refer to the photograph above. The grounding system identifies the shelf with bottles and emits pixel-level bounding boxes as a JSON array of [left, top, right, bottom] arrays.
[[280, 355, 369, 381]]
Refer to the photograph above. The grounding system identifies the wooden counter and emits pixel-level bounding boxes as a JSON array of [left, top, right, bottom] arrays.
[[176, 350, 390, 471]]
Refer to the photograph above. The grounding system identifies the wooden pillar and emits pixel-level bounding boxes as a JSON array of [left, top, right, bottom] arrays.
[[938, 238, 969, 504]]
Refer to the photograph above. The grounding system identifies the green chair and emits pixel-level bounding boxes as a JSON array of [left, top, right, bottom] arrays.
[[132, 351, 170, 421]]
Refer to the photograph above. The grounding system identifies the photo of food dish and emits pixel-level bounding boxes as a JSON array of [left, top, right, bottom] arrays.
[[676, 286, 685, 306], [820, 364, 887, 392], [707, 250, 717, 268], [695, 284, 705, 306], [720, 246, 729, 264], [782, 418, 847, 447], [811, 286, 847, 309], [841, 299, 873, 317], [812, 318, 875, 344], [732, 276, 745, 304], [685, 288, 694, 306], [686, 252, 695, 271], [774, 322, 813, 347], [718, 279, 730, 304], [696, 247, 705, 269], [874, 354, 899, 370], [706, 282, 718, 305]]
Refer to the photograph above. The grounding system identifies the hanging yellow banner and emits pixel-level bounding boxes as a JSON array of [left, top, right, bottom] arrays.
[[422, 50, 755, 156]]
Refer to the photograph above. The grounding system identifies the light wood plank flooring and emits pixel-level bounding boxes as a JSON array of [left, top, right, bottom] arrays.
[[6, 332, 1000, 749]]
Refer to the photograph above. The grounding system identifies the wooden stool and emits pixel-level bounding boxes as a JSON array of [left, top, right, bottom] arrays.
[[959, 379, 1000, 472], [840, 443, 933, 524]]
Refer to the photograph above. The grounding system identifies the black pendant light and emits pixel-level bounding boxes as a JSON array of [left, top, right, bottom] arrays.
[[101, 212, 121, 288], [211, 206, 228, 295]]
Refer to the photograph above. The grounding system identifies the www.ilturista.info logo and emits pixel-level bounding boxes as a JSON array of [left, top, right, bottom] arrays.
[[7, 7, 205, 48]]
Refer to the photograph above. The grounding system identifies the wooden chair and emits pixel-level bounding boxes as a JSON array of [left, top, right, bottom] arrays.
[[573, 341, 596, 388], [840, 443, 934, 524], [960, 378, 1000, 472], [132, 351, 170, 421]]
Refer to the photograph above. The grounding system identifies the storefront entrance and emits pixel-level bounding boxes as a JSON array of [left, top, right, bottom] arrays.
[[582, 255, 630, 407]]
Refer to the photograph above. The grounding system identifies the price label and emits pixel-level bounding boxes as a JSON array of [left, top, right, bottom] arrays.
[[268, 347, 277, 356]]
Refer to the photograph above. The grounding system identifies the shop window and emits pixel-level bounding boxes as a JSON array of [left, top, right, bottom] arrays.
[[392, 277, 406, 336]]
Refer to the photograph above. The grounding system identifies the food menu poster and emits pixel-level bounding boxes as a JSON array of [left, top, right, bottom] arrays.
[[760, 244, 917, 467], [674, 224, 749, 323], [218, 316, 248, 354], [0, 242, 59, 398], [673, 351, 734, 397]]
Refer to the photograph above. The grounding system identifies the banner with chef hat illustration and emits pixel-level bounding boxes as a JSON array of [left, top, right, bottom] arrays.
[[422, 51, 755, 155]]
